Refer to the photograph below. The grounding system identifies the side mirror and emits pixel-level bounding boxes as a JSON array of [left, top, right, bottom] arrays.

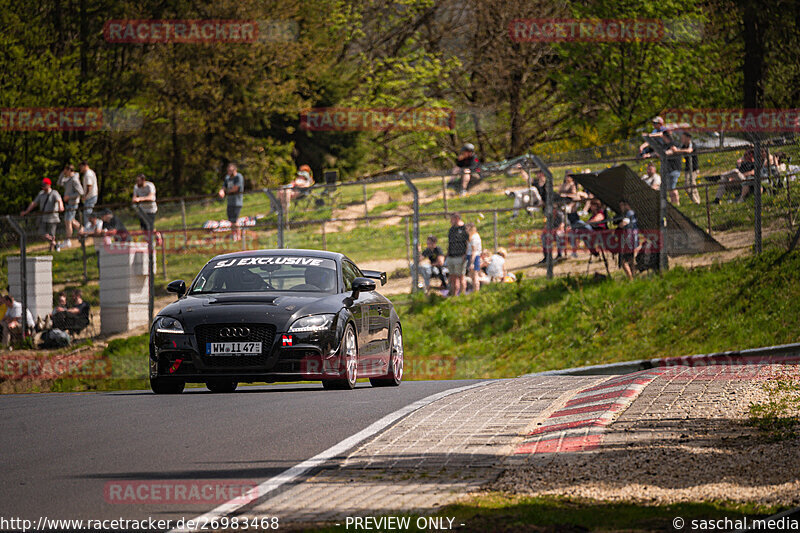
[[166, 280, 187, 297], [351, 277, 376, 297]]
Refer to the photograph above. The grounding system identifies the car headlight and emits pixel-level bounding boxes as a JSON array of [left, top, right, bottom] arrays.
[[155, 316, 185, 334], [289, 314, 335, 333]]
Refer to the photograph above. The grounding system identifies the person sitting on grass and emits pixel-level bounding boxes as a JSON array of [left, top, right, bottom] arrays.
[[52, 289, 90, 334], [485, 247, 508, 282], [420, 235, 448, 292], [1, 294, 35, 348]]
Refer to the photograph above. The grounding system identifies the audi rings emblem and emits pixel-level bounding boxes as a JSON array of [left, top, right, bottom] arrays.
[[219, 327, 250, 338]]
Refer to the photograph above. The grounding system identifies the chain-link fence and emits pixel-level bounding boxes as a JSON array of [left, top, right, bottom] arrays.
[[2, 133, 798, 344]]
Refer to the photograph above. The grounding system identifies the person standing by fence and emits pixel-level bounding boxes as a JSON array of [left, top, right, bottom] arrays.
[[20, 178, 64, 252], [132, 174, 157, 231], [57, 163, 83, 249], [672, 131, 701, 204], [465, 222, 482, 293], [79, 161, 99, 220], [219, 163, 244, 241], [445, 213, 468, 296]]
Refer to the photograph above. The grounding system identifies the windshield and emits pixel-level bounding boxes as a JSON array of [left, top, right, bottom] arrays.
[[190, 256, 338, 294]]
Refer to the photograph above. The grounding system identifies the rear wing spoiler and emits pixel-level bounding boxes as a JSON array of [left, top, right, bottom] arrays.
[[362, 269, 387, 286]]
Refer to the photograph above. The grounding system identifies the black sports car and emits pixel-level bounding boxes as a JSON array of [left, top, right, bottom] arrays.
[[148, 249, 403, 393]]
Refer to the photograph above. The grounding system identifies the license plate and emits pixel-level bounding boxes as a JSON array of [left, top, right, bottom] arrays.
[[206, 342, 262, 355]]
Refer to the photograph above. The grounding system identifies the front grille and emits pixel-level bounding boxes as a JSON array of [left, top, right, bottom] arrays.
[[194, 324, 276, 369]]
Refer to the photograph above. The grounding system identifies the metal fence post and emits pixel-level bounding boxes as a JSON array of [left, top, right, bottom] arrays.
[[6, 216, 28, 338], [264, 189, 284, 248], [441, 175, 448, 215], [180, 199, 188, 248], [362, 182, 370, 226], [529, 155, 554, 279], [321, 220, 327, 251], [704, 183, 712, 235], [646, 138, 669, 271], [136, 205, 155, 326], [80, 209, 88, 284], [402, 175, 420, 292], [493, 210, 498, 251], [752, 137, 763, 254]]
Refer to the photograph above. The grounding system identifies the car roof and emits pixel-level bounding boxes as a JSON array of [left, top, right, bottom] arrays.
[[209, 248, 346, 263]]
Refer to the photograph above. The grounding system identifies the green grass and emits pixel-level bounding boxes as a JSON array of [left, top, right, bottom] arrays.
[[303, 494, 784, 532], [401, 250, 800, 379]]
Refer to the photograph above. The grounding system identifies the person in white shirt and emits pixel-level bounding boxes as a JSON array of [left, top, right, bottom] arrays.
[[132, 174, 157, 231], [2, 294, 35, 347], [486, 248, 508, 281], [79, 161, 99, 219], [641, 162, 661, 190], [57, 163, 84, 248], [465, 223, 482, 292]]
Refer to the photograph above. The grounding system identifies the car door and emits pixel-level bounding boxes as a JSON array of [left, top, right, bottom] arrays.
[[341, 260, 368, 353]]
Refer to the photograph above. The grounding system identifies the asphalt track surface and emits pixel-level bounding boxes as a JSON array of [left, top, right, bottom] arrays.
[[0, 380, 480, 524]]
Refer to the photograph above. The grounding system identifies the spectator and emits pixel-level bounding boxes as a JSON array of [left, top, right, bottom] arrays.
[[538, 205, 566, 264], [445, 213, 469, 296], [617, 199, 638, 280], [454, 143, 479, 196], [485, 247, 508, 282], [57, 163, 84, 249], [52, 289, 90, 334], [20, 178, 64, 252], [465, 223, 482, 293], [132, 174, 157, 231], [670, 131, 701, 204], [52, 293, 67, 315], [504, 163, 541, 218], [641, 162, 662, 190], [2, 294, 34, 348], [739, 149, 776, 201], [638, 116, 667, 156], [534, 171, 548, 206], [420, 235, 448, 292], [712, 148, 762, 204], [661, 131, 683, 205], [99, 209, 129, 242], [219, 163, 245, 240], [278, 164, 315, 213], [79, 161, 99, 219]]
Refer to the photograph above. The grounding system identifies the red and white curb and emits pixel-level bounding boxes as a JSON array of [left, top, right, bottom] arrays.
[[514, 369, 666, 454]]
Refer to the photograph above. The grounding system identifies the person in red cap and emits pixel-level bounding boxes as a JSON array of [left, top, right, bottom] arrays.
[[21, 177, 64, 252]]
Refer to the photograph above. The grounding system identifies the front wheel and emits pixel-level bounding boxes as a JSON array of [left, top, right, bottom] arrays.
[[150, 377, 185, 394], [322, 323, 358, 390], [206, 380, 238, 393], [370, 325, 403, 387]]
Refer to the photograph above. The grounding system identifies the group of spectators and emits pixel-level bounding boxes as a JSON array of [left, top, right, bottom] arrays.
[[418, 213, 510, 296], [19, 161, 158, 251], [639, 116, 701, 206]]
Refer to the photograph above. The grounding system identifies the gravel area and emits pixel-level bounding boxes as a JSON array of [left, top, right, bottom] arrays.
[[492, 364, 800, 507]]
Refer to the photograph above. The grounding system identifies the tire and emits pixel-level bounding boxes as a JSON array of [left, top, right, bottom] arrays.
[[150, 377, 185, 394], [322, 323, 358, 390], [370, 324, 403, 387], [206, 380, 238, 393]]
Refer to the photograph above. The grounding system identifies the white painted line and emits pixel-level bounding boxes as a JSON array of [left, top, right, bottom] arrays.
[[170, 381, 494, 533]]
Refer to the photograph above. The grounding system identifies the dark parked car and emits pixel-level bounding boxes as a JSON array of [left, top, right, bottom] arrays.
[[149, 249, 403, 394]]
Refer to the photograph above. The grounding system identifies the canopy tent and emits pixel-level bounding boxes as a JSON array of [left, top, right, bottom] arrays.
[[573, 165, 725, 255]]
